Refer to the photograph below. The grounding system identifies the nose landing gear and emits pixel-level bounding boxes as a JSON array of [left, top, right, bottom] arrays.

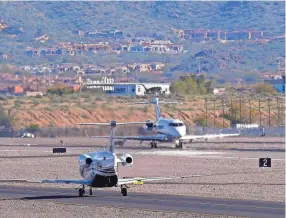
[[175, 141, 183, 149]]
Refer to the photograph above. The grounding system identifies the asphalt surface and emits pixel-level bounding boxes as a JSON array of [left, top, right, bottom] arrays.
[[0, 185, 284, 218]]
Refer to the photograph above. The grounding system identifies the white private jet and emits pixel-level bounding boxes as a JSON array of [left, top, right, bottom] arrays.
[[4, 121, 190, 197], [80, 98, 240, 149]]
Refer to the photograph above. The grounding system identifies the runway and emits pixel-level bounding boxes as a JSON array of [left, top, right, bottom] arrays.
[[0, 185, 284, 218]]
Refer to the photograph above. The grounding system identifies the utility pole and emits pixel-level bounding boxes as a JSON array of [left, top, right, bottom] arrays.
[[234, 98, 237, 125], [230, 98, 233, 119], [213, 99, 216, 127], [259, 99, 261, 128], [205, 98, 208, 131], [277, 97, 280, 127], [239, 97, 242, 124], [249, 99, 252, 124], [268, 98, 271, 127], [222, 99, 225, 128]]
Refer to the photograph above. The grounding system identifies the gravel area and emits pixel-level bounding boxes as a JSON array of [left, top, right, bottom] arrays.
[[0, 200, 241, 218], [0, 136, 284, 218], [0, 149, 284, 202]]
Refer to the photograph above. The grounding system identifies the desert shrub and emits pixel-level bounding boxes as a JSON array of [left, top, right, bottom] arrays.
[[0, 105, 12, 128], [253, 83, 277, 94], [32, 100, 40, 106], [35, 94, 43, 99], [0, 96, 7, 101], [81, 114, 89, 119], [47, 84, 74, 96], [143, 105, 149, 113]]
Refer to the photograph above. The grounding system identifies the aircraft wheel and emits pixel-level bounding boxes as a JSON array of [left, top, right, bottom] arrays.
[[78, 188, 84, 197], [175, 142, 183, 149], [150, 141, 156, 149], [121, 187, 127, 196]]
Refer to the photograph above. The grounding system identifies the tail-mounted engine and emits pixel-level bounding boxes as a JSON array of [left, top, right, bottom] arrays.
[[79, 154, 93, 167], [120, 153, 133, 167], [144, 120, 154, 131]]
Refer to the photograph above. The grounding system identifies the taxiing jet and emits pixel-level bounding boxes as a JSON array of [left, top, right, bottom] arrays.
[[5, 121, 189, 197], [81, 98, 240, 149]]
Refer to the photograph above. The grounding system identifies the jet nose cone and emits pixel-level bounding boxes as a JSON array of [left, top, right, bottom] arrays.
[[173, 128, 184, 138]]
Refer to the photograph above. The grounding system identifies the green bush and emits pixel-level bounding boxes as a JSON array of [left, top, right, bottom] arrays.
[[47, 84, 74, 96], [170, 74, 213, 95], [26, 123, 40, 133]]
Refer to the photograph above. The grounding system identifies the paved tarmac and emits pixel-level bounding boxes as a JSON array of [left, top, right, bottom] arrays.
[[0, 185, 284, 218]]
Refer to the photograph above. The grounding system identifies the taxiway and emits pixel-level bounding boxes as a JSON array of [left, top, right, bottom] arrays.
[[0, 185, 284, 218]]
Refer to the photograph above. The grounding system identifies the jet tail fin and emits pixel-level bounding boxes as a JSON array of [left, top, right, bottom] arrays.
[[126, 98, 181, 122]]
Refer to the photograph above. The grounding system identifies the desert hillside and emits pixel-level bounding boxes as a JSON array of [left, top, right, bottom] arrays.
[[1, 94, 284, 129]]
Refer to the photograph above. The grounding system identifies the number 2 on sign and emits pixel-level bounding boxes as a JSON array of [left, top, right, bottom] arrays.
[[263, 158, 268, 167]]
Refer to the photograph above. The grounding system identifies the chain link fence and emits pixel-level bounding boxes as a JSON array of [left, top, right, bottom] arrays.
[[0, 125, 284, 138]]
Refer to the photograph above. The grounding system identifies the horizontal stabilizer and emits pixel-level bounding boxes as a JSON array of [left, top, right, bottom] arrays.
[[78, 121, 148, 126]]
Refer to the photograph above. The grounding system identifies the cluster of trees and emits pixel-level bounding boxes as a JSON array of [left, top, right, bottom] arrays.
[[47, 84, 75, 96], [253, 83, 277, 94], [26, 123, 40, 133], [170, 74, 213, 95]]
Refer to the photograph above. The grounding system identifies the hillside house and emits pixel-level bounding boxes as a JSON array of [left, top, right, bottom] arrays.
[[8, 85, 24, 94], [85, 29, 124, 39], [178, 29, 265, 41]]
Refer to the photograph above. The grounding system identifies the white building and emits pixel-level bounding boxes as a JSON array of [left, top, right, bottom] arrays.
[[84, 78, 170, 96]]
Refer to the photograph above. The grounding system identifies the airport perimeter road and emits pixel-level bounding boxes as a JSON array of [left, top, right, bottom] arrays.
[[0, 185, 284, 218]]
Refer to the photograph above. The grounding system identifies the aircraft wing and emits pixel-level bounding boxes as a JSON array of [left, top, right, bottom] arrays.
[[40, 179, 92, 185], [0, 179, 92, 185], [86, 131, 168, 142], [118, 175, 199, 185], [179, 133, 240, 141], [78, 122, 148, 126]]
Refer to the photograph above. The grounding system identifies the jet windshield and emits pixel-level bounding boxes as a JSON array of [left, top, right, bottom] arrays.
[[169, 123, 184, 127]]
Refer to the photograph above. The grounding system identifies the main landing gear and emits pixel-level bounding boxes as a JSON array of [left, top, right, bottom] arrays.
[[175, 141, 183, 149], [77, 185, 93, 197], [150, 140, 158, 149], [120, 185, 128, 196]]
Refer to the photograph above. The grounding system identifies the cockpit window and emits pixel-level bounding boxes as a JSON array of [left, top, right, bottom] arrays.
[[169, 123, 184, 127]]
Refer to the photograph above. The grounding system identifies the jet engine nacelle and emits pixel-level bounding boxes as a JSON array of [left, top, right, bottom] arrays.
[[78, 154, 93, 177], [78, 154, 93, 167], [120, 153, 133, 167], [144, 120, 154, 131]]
